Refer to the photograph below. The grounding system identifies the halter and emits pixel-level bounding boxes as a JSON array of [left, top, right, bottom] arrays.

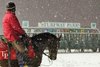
[[30, 32, 60, 66], [33, 37, 59, 59], [33, 42, 51, 59], [43, 52, 50, 58]]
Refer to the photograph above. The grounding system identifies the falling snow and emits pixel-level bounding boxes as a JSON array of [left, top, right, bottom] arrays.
[[0, 0, 100, 33]]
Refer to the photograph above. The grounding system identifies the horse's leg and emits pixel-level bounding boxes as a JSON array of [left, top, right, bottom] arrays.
[[0, 60, 19, 67], [30, 54, 42, 67], [31, 58, 42, 67], [0, 60, 8, 67], [37, 53, 43, 66], [11, 60, 19, 67], [68, 48, 71, 52], [30, 59, 39, 67]]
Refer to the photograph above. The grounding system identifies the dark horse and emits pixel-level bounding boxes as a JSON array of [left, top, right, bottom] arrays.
[[0, 32, 61, 67], [30, 32, 61, 67]]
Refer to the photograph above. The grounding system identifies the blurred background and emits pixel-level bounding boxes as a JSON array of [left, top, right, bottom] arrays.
[[0, 0, 100, 35], [0, 1, 100, 67]]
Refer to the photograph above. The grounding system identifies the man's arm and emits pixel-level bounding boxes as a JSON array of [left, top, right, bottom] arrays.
[[10, 15, 26, 35]]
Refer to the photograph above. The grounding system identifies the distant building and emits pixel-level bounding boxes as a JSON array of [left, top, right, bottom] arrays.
[[38, 22, 80, 28]]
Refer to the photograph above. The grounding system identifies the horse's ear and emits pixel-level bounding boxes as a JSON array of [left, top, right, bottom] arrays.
[[57, 34, 62, 41], [32, 34, 36, 37]]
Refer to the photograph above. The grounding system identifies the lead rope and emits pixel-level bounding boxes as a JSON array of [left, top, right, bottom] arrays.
[[40, 54, 53, 67], [43, 52, 50, 58], [34, 44, 53, 67], [8, 42, 11, 67]]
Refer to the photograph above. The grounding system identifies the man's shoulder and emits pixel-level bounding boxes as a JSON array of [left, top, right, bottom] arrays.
[[5, 12, 15, 19]]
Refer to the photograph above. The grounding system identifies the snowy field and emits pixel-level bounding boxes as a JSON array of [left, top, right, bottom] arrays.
[[40, 53, 100, 67]]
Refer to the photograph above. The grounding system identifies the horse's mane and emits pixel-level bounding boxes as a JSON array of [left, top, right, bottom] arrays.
[[30, 32, 58, 52], [31, 32, 57, 39]]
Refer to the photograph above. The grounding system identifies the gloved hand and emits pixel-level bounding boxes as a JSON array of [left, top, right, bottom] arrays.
[[22, 33, 28, 38], [21, 33, 31, 47]]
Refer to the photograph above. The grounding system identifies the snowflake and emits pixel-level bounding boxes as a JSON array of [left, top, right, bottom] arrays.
[[26, 8, 29, 10], [64, 17, 66, 20], [41, 6, 44, 9], [47, 4, 50, 7], [18, 11, 21, 15], [95, 16, 98, 19], [54, 15, 57, 18]]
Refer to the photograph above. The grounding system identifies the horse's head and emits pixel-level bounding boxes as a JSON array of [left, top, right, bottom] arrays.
[[48, 34, 61, 60], [31, 32, 61, 60]]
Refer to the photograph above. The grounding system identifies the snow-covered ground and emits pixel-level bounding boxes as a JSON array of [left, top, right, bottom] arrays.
[[40, 53, 100, 67]]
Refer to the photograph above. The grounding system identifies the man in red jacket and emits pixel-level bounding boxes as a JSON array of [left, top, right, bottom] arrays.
[[2, 1, 35, 66], [2, 2, 26, 53]]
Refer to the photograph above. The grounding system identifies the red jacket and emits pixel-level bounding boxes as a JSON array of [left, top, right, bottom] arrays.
[[2, 11, 25, 42]]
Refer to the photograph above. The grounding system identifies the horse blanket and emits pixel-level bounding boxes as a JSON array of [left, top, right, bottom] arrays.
[[0, 40, 35, 60]]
